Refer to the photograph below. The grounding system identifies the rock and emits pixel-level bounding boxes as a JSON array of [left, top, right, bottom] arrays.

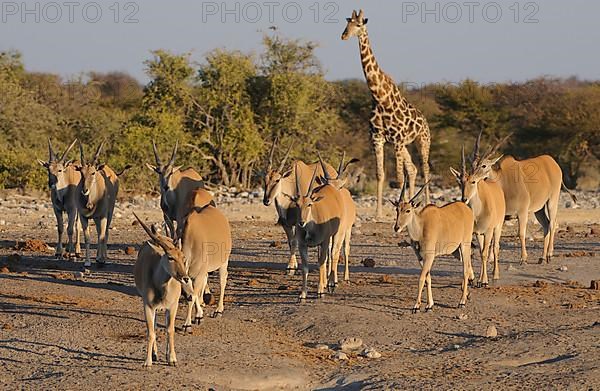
[[72, 271, 85, 280], [456, 313, 468, 320], [245, 318, 257, 323], [362, 258, 375, 268], [247, 279, 259, 287], [590, 280, 600, 290], [558, 265, 568, 272], [331, 351, 348, 361], [269, 241, 282, 248], [339, 337, 363, 352], [360, 347, 382, 359], [397, 240, 411, 248], [0, 266, 9, 273], [485, 325, 498, 338], [14, 239, 48, 252], [315, 344, 330, 350], [0, 219, 5, 225], [124, 246, 136, 255], [115, 212, 123, 219], [379, 275, 394, 284], [131, 220, 139, 226], [507, 264, 516, 271], [277, 285, 289, 290]]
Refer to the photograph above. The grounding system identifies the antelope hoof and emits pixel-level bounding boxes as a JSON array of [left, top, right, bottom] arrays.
[[468, 279, 475, 288], [194, 316, 203, 325], [286, 268, 296, 276], [143, 361, 152, 368], [458, 303, 466, 309], [298, 297, 306, 304], [317, 292, 325, 299], [425, 305, 434, 312], [182, 324, 192, 333], [169, 360, 177, 367], [152, 352, 158, 362], [83, 260, 91, 268], [538, 257, 544, 264], [212, 311, 222, 318], [411, 306, 420, 314]]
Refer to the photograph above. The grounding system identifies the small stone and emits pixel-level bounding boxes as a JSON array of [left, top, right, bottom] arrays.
[[456, 313, 468, 320], [485, 325, 498, 338], [83, 269, 91, 275], [131, 220, 139, 226], [115, 212, 123, 219], [0, 219, 6, 225], [379, 275, 394, 284], [507, 264, 516, 271], [362, 258, 375, 268], [533, 280, 548, 288], [246, 318, 257, 323], [124, 246, 136, 255], [453, 344, 461, 350], [247, 279, 259, 287], [277, 285, 289, 290], [315, 344, 330, 350], [339, 337, 363, 352], [331, 351, 348, 361], [269, 241, 281, 248], [0, 266, 9, 273], [397, 241, 411, 248], [360, 347, 381, 359], [73, 271, 84, 280], [558, 265, 568, 272]]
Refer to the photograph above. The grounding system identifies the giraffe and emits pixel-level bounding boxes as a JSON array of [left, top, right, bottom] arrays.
[[342, 9, 431, 218]]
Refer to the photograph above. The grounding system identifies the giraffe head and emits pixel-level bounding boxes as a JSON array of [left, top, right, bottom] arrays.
[[341, 9, 368, 40]]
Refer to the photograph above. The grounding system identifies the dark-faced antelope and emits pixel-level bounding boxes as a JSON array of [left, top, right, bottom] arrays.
[[392, 182, 474, 312], [132, 213, 193, 367], [76, 142, 120, 267], [146, 140, 204, 239], [37, 139, 81, 257], [451, 144, 505, 286], [179, 188, 231, 330], [262, 142, 337, 275], [471, 136, 576, 264]]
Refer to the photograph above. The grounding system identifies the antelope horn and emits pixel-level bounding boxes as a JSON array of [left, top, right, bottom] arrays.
[[461, 144, 467, 176], [48, 138, 57, 162], [152, 140, 162, 166], [399, 170, 408, 202], [78, 141, 86, 166], [133, 212, 170, 252], [317, 151, 330, 182], [168, 140, 178, 166], [484, 133, 512, 160], [277, 141, 293, 172], [92, 141, 104, 165], [337, 151, 346, 177], [409, 180, 430, 205], [267, 137, 277, 170], [294, 163, 301, 196], [307, 167, 318, 197], [471, 129, 483, 165], [59, 139, 77, 163]]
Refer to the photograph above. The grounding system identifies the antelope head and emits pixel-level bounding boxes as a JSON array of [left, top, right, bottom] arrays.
[[391, 180, 428, 233], [76, 141, 106, 209], [341, 9, 368, 40], [470, 131, 509, 179], [133, 212, 193, 297], [262, 139, 293, 206], [146, 140, 182, 192], [37, 138, 77, 191], [317, 151, 359, 189], [283, 164, 322, 228]]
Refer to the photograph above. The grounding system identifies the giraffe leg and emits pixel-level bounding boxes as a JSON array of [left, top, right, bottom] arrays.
[[373, 138, 385, 219], [399, 145, 417, 199], [417, 129, 431, 203]]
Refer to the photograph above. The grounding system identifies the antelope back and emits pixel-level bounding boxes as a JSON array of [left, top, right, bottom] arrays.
[[420, 202, 474, 253]]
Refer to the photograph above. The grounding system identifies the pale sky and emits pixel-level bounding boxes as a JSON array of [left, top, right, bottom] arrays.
[[1, 0, 599, 84]]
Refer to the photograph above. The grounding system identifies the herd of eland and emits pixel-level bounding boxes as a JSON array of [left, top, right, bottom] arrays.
[[38, 133, 576, 367]]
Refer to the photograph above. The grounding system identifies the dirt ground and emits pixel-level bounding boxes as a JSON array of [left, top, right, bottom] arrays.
[[0, 193, 599, 390]]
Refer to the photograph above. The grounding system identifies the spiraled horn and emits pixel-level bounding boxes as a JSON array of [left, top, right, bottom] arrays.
[[337, 151, 346, 178], [152, 140, 162, 166], [92, 141, 104, 165], [317, 151, 331, 182], [168, 140, 178, 166], [78, 141, 86, 166], [471, 129, 483, 165], [48, 138, 57, 162], [409, 180, 430, 205], [267, 137, 277, 171], [60, 139, 77, 163], [461, 144, 467, 176], [278, 141, 294, 172], [307, 167, 318, 197]]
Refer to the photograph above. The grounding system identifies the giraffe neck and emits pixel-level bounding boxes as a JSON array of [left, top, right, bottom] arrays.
[[358, 31, 408, 107]]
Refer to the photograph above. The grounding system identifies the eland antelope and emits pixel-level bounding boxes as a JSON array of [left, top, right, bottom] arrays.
[[392, 182, 474, 312], [133, 212, 193, 367], [451, 143, 505, 286], [76, 141, 123, 267], [262, 141, 337, 275], [179, 188, 231, 330], [38, 138, 81, 257], [470, 135, 577, 264], [146, 140, 204, 239]]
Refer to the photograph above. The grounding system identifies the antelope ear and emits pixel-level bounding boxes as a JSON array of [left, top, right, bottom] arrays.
[[311, 196, 324, 203], [346, 17, 352, 22], [174, 165, 183, 172], [37, 159, 49, 168], [97, 164, 106, 171], [490, 155, 503, 165], [363, 18, 368, 24], [64, 159, 74, 166], [411, 200, 423, 209], [281, 169, 293, 178], [387, 198, 399, 207], [146, 163, 157, 172], [281, 192, 296, 202], [147, 241, 163, 255]]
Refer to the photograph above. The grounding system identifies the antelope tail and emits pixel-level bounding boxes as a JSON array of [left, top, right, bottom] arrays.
[[561, 181, 577, 204]]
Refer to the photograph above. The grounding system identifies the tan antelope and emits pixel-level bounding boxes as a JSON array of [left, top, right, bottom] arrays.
[[179, 188, 232, 330], [76, 141, 123, 267], [132, 212, 193, 367], [391, 182, 474, 312], [317, 152, 358, 289], [146, 140, 204, 239], [37, 139, 81, 257], [283, 163, 346, 301], [451, 143, 505, 286], [471, 136, 577, 264], [262, 141, 337, 275]]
